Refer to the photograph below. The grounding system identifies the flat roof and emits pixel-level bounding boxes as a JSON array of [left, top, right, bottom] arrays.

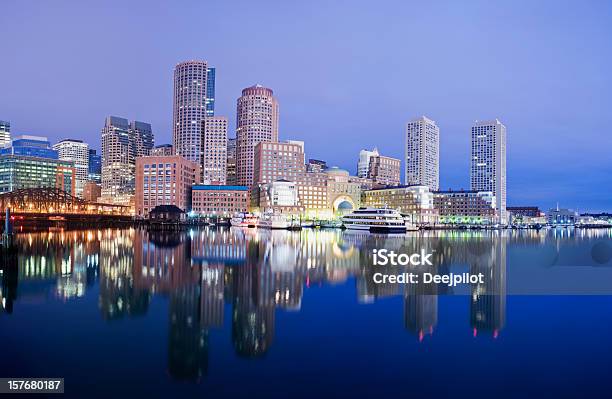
[[192, 185, 249, 191]]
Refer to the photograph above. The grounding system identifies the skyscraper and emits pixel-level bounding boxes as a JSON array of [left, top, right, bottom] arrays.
[[130, 121, 154, 157], [101, 116, 154, 203], [470, 119, 507, 223], [53, 139, 89, 198], [0, 120, 10, 148], [201, 116, 228, 184], [173, 60, 209, 163], [88, 149, 102, 183], [357, 148, 378, 178], [236, 85, 279, 187], [405, 116, 439, 191], [226, 138, 237, 185], [206, 67, 215, 117]]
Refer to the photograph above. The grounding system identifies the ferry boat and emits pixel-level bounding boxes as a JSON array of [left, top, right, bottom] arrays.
[[259, 213, 292, 229], [230, 213, 258, 228], [342, 207, 409, 233]]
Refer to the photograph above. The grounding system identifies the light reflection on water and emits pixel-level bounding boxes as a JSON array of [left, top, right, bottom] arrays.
[[1, 227, 612, 388]]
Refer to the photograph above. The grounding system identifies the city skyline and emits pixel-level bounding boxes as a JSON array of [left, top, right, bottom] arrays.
[[1, 1, 611, 210]]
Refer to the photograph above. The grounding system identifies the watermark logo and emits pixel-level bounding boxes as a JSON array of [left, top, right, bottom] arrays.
[[372, 249, 433, 266]]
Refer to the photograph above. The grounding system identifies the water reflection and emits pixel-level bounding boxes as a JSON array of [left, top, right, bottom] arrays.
[[2, 227, 612, 382]]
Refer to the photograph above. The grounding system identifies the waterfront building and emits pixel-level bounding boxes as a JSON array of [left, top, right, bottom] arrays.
[[471, 119, 507, 223], [130, 121, 154, 157], [191, 185, 249, 217], [253, 140, 305, 185], [0, 154, 75, 195], [357, 148, 378, 178], [101, 116, 154, 205], [236, 85, 279, 187], [507, 206, 545, 225], [151, 144, 173, 156], [258, 180, 302, 214], [296, 171, 328, 217], [405, 116, 439, 191], [135, 154, 199, 217], [307, 159, 327, 173], [368, 154, 401, 187], [53, 139, 89, 198], [201, 116, 228, 184], [173, 60, 210, 163], [433, 190, 496, 225], [88, 149, 101, 183], [206, 66, 216, 117], [361, 185, 437, 224], [546, 206, 578, 226], [0, 135, 58, 158], [83, 181, 101, 203], [226, 138, 236, 185], [0, 120, 10, 148], [324, 167, 364, 215]]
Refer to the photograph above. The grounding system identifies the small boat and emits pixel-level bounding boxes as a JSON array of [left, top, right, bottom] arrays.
[[320, 220, 343, 229], [342, 207, 408, 233], [230, 213, 258, 228], [300, 220, 314, 228]]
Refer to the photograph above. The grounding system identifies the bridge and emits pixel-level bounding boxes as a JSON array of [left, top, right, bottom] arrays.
[[0, 188, 132, 226]]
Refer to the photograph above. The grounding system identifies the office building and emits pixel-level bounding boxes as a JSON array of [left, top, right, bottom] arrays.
[[191, 185, 249, 217], [307, 159, 327, 173], [433, 190, 496, 224], [253, 140, 305, 185], [470, 119, 507, 223], [201, 116, 228, 184], [206, 67, 216, 117], [151, 144, 173, 156], [0, 154, 75, 195], [368, 154, 401, 186], [135, 155, 199, 217], [357, 148, 378, 178], [83, 181, 101, 203], [236, 85, 279, 187], [101, 116, 154, 204], [0, 120, 10, 148], [0, 135, 58, 158], [88, 149, 102, 183], [258, 180, 302, 214], [53, 139, 89, 198], [405, 116, 439, 191], [173, 60, 209, 163], [547, 206, 578, 226], [226, 138, 236, 185]]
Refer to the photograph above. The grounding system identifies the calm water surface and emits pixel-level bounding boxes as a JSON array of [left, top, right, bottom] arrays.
[[1, 227, 612, 398]]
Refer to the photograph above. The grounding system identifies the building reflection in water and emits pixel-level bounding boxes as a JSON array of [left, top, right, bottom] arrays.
[[14, 227, 612, 378]]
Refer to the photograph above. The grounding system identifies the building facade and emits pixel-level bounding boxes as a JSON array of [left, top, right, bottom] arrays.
[[201, 116, 228, 184], [258, 180, 302, 214], [0, 120, 10, 148], [357, 148, 378, 178], [253, 140, 305, 185], [405, 116, 439, 191], [83, 181, 101, 203], [226, 138, 236, 185], [135, 155, 199, 217], [191, 185, 248, 217], [433, 190, 496, 225], [0, 135, 58, 158], [307, 159, 327, 173], [0, 154, 75, 195], [130, 121, 154, 157], [362, 185, 437, 224], [236, 85, 279, 187], [470, 119, 507, 223], [88, 149, 101, 183], [206, 66, 216, 117], [53, 139, 89, 198], [368, 154, 401, 187], [173, 60, 210, 163]]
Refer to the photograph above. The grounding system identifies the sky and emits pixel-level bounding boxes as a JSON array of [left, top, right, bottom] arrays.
[[1, 0, 611, 211]]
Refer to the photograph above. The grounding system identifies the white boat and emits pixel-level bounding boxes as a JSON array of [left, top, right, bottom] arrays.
[[402, 217, 420, 231], [230, 213, 258, 228], [259, 213, 291, 229], [342, 207, 409, 233]]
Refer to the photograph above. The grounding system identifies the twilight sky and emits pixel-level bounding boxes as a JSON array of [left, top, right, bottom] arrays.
[[1, 0, 611, 211]]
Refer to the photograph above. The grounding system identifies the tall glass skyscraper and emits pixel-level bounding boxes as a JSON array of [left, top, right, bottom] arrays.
[[88, 149, 102, 184], [206, 67, 215, 117]]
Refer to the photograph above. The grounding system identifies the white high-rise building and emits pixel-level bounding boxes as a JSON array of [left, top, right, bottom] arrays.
[[202, 116, 228, 184], [470, 119, 507, 223], [0, 120, 10, 148], [405, 116, 439, 191], [357, 148, 378, 178], [53, 139, 89, 198], [173, 60, 209, 163]]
